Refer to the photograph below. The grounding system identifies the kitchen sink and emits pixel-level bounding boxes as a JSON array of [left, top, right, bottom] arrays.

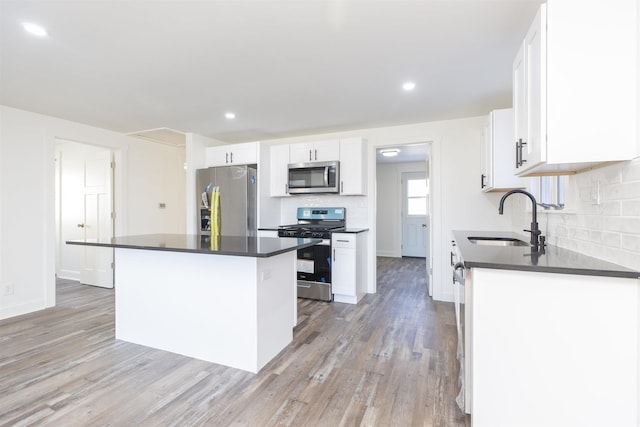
[[467, 236, 529, 246]]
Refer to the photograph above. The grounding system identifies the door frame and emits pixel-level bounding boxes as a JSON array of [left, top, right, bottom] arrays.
[[373, 142, 434, 297], [53, 138, 125, 287]]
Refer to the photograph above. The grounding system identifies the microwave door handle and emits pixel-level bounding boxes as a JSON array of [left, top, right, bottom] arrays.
[[324, 167, 329, 187]]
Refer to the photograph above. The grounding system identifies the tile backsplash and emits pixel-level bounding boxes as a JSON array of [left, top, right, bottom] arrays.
[[511, 157, 640, 272]]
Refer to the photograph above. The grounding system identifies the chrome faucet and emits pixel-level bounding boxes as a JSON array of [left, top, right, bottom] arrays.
[[498, 189, 542, 250]]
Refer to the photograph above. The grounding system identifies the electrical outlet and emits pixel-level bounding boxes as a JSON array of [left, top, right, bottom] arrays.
[[2, 282, 15, 296]]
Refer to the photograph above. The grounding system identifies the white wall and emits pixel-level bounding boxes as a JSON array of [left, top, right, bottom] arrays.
[[260, 116, 513, 302], [0, 105, 186, 320], [125, 140, 186, 235], [376, 161, 427, 257]]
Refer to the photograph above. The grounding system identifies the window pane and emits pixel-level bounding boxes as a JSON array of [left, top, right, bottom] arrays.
[[407, 179, 427, 197], [408, 197, 427, 215]]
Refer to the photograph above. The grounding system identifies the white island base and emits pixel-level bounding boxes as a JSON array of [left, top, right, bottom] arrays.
[[115, 248, 296, 373]]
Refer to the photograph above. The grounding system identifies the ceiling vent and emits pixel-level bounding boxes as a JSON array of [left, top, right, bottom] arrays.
[[127, 127, 186, 147]]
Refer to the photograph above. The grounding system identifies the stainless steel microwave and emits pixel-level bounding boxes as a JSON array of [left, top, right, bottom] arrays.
[[287, 161, 340, 194]]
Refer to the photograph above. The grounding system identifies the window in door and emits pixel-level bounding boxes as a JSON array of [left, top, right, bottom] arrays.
[[407, 178, 428, 215]]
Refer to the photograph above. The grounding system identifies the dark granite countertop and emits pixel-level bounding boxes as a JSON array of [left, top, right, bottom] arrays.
[[337, 228, 369, 234], [67, 234, 321, 258], [259, 227, 369, 234], [453, 230, 639, 279]]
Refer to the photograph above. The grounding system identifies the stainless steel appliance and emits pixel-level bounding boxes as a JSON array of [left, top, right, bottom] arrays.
[[287, 161, 339, 194], [278, 207, 346, 301], [196, 165, 257, 237]]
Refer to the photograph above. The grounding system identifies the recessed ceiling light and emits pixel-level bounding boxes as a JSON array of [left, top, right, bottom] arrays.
[[23, 22, 48, 37], [402, 82, 416, 91], [225, 112, 236, 120], [380, 149, 399, 157]]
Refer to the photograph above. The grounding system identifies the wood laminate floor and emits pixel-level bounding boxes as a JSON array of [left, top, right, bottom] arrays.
[[0, 257, 469, 427]]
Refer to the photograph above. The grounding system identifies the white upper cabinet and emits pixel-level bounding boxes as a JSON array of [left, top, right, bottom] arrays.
[[513, 0, 637, 176], [269, 144, 290, 197], [206, 142, 258, 167], [289, 139, 340, 163], [481, 108, 525, 192], [339, 137, 367, 195]]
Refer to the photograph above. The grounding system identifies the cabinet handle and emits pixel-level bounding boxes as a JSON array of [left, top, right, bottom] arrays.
[[314, 149, 317, 160], [450, 251, 454, 266], [480, 174, 486, 189], [226, 152, 229, 164], [515, 139, 527, 167], [77, 223, 85, 228], [333, 249, 336, 261], [341, 181, 344, 193], [336, 239, 349, 242], [285, 183, 288, 194], [309, 150, 312, 161], [230, 152, 233, 163]]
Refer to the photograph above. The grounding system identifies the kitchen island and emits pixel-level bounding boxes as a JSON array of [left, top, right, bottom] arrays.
[[67, 234, 320, 373]]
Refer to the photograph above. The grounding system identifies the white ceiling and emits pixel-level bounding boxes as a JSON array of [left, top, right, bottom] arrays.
[[0, 0, 543, 144]]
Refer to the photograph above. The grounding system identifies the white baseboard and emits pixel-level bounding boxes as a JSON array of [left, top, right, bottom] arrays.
[[376, 250, 400, 258], [0, 299, 50, 320]]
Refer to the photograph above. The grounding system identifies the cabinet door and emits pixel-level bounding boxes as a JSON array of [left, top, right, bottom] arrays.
[[332, 233, 356, 296], [512, 41, 526, 176], [480, 116, 492, 190], [486, 108, 524, 192], [205, 146, 230, 167], [332, 246, 355, 296], [289, 142, 315, 163], [339, 137, 367, 195], [290, 140, 340, 163], [314, 139, 340, 162], [270, 144, 290, 197], [521, 4, 546, 172], [229, 142, 257, 165]]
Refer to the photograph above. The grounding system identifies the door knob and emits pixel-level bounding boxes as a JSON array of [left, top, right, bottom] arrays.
[[77, 224, 85, 228], [422, 224, 427, 228]]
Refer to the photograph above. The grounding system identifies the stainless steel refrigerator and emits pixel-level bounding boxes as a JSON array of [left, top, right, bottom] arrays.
[[196, 165, 257, 237]]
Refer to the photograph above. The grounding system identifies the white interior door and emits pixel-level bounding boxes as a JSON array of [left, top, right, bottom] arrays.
[[57, 141, 114, 288], [80, 150, 114, 288], [401, 172, 428, 258]]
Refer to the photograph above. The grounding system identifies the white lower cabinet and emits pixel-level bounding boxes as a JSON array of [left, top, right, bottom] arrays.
[[331, 232, 366, 304], [470, 268, 639, 426]]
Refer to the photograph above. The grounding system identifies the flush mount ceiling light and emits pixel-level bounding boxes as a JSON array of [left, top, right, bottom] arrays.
[[225, 112, 236, 119], [380, 149, 399, 157], [402, 82, 416, 91], [22, 22, 48, 37]]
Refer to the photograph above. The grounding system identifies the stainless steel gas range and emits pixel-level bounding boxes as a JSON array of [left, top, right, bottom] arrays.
[[278, 207, 346, 302]]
